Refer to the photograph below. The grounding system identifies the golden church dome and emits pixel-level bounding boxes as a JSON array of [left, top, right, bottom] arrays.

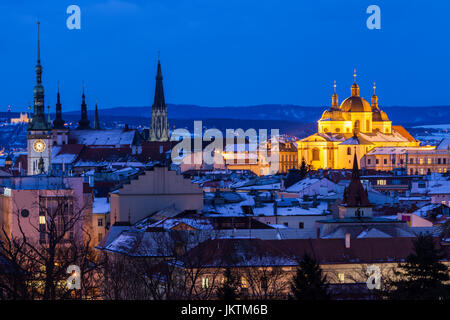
[[373, 110, 389, 121], [320, 108, 345, 121], [339, 96, 372, 112], [339, 72, 372, 113]]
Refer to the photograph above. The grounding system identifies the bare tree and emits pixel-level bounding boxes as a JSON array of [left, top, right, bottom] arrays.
[[0, 190, 102, 300]]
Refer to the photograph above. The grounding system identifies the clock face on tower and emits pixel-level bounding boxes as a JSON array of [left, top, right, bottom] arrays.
[[32, 139, 46, 153]]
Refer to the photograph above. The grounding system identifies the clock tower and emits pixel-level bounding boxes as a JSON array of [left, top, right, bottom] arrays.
[[27, 22, 52, 175]]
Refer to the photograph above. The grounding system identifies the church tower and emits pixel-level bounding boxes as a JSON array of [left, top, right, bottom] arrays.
[[51, 83, 69, 146], [338, 152, 372, 219], [77, 84, 91, 130], [94, 100, 101, 130], [27, 22, 52, 175], [149, 56, 170, 141]]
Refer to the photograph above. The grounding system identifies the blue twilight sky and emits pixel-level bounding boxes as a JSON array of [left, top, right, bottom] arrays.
[[1, 0, 450, 112]]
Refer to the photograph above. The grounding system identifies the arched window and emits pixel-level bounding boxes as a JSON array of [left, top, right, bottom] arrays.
[[312, 148, 320, 161], [347, 147, 351, 155], [366, 120, 370, 131], [335, 128, 340, 133], [354, 120, 360, 130]]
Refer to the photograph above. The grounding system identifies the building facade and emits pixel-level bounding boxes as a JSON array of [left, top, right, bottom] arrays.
[[297, 75, 421, 170]]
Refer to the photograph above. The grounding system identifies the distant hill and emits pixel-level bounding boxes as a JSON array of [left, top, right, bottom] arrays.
[[62, 104, 450, 127]]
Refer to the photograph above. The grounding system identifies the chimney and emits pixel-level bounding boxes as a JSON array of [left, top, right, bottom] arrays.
[[345, 233, 351, 248]]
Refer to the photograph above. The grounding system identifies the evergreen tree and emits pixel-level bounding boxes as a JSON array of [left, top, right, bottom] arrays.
[[290, 253, 330, 300], [217, 268, 239, 300], [386, 233, 450, 300], [284, 160, 309, 188]]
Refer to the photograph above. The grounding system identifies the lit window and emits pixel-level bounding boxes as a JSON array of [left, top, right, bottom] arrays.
[[241, 277, 248, 288], [39, 216, 46, 225], [202, 277, 209, 289], [419, 158, 424, 165], [427, 158, 432, 164], [338, 273, 345, 283], [377, 180, 386, 186]]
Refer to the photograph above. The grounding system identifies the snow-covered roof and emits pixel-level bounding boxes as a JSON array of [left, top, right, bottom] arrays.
[[413, 203, 447, 217], [150, 218, 214, 231], [92, 197, 110, 214], [69, 129, 137, 146], [285, 177, 319, 192], [437, 138, 450, 150], [427, 181, 450, 195], [366, 146, 436, 155]]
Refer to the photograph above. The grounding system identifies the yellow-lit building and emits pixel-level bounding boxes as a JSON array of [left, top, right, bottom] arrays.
[[297, 73, 420, 170], [10, 112, 29, 124]]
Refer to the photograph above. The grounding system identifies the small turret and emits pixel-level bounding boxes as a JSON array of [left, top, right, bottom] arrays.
[[331, 80, 339, 109]]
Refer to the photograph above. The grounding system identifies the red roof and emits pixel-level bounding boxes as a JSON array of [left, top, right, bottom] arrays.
[[184, 237, 447, 267]]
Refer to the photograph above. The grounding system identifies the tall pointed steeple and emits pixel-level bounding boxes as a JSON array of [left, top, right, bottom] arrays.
[[53, 82, 65, 129], [149, 53, 170, 141], [94, 99, 100, 130], [77, 83, 91, 129], [29, 21, 49, 131], [342, 152, 370, 207]]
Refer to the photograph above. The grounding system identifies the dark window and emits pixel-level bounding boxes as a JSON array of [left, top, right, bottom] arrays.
[[347, 147, 351, 155], [384, 159, 387, 164], [97, 218, 103, 227], [283, 222, 289, 227], [367, 159, 371, 164], [299, 222, 304, 229], [20, 209, 29, 218]]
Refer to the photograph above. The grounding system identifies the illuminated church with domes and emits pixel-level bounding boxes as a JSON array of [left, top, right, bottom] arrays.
[[297, 71, 421, 170]]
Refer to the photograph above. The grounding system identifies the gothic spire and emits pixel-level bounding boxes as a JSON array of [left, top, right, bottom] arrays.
[[53, 82, 65, 129], [77, 83, 91, 129], [351, 151, 359, 179], [341, 152, 370, 207], [94, 99, 100, 130], [153, 55, 165, 109], [29, 21, 49, 131], [149, 54, 170, 141]]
